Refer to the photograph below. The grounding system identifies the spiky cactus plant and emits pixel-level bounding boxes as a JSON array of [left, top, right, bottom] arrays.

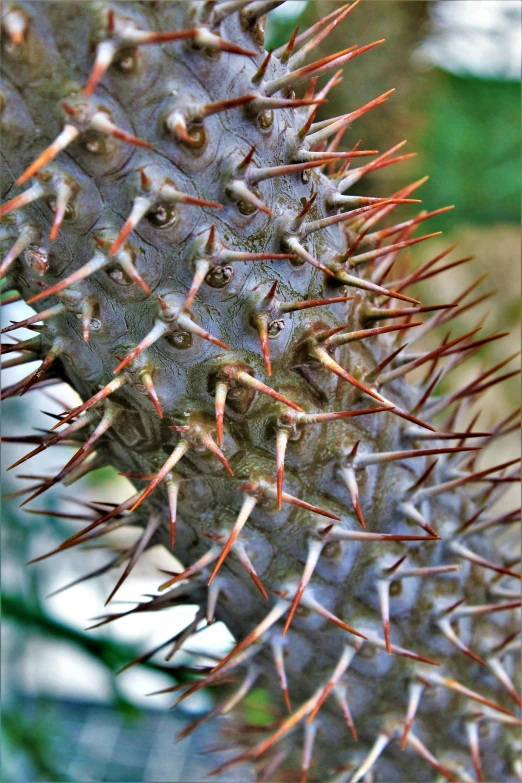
[[1, 1, 520, 781]]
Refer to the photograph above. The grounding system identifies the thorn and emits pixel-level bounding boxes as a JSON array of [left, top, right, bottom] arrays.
[[334, 683, 358, 740], [406, 732, 459, 783], [0, 182, 48, 219], [487, 656, 522, 710], [377, 580, 392, 653], [378, 327, 482, 385], [306, 89, 394, 147], [437, 617, 486, 666], [89, 111, 152, 149], [112, 321, 168, 374], [272, 636, 292, 712], [289, 2, 359, 71], [283, 539, 324, 636], [281, 295, 355, 314], [129, 27, 256, 56], [401, 680, 424, 749], [333, 267, 420, 304], [339, 141, 415, 191], [251, 157, 338, 183], [191, 93, 256, 121], [449, 540, 521, 580], [228, 180, 271, 214], [0, 225, 39, 278], [340, 466, 365, 528], [280, 24, 300, 64], [7, 413, 94, 471], [226, 367, 304, 412], [129, 439, 190, 514], [214, 380, 228, 446], [325, 320, 422, 350], [105, 516, 161, 604], [416, 458, 521, 503], [311, 345, 387, 404], [233, 541, 268, 600], [278, 490, 340, 521], [252, 49, 272, 82], [364, 303, 454, 321], [347, 232, 442, 268], [328, 528, 438, 543], [303, 198, 408, 236], [17, 345, 62, 397], [421, 671, 516, 718], [27, 251, 108, 304], [465, 719, 484, 783], [159, 545, 220, 591], [275, 428, 288, 510], [108, 197, 153, 256], [83, 40, 117, 97], [265, 40, 384, 96], [255, 317, 272, 375], [355, 445, 479, 469], [237, 145, 257, 171], [15, 125, 80, 186], [307, 644, 357, 724], [349, 732, 390, 783], [208, 599, 288, 679], [300, 720, 318, 783], [50, 376, 126, 431], [166, 478, 181, 550], [273, 2, 353, 58], [208, 495, 257, 585], [204, 579, 221, 627], [140, 371, 163, 418], [2, 8, 29, 46], [283, 237, 335, 277]]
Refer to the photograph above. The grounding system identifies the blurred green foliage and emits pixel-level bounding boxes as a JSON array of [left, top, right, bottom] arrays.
[[417, 70, 521, 228]]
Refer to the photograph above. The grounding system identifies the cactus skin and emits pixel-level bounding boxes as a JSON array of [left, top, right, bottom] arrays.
[[1, 1, 520, 781]]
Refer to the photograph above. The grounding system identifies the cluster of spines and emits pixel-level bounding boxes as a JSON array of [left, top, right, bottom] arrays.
[[1, 1, 521, 781]]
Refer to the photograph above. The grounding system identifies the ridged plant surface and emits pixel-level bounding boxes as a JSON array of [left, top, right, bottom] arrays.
[[1, 2, 520, 782]]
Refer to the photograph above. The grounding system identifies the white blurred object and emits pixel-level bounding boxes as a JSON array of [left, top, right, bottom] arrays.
[[415, 0, 522, 80]]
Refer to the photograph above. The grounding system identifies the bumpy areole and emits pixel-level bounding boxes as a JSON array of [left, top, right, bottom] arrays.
[[1, 1, 520, 781]]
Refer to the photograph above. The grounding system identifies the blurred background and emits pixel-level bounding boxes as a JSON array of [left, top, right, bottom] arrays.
[[2, 2, 520, 781]]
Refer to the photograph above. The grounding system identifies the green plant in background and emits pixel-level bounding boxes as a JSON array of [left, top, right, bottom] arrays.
[[1, 2, 520, 782]]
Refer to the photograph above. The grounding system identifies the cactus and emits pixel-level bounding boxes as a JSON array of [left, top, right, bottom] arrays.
[[1, 1, 520, 781]]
